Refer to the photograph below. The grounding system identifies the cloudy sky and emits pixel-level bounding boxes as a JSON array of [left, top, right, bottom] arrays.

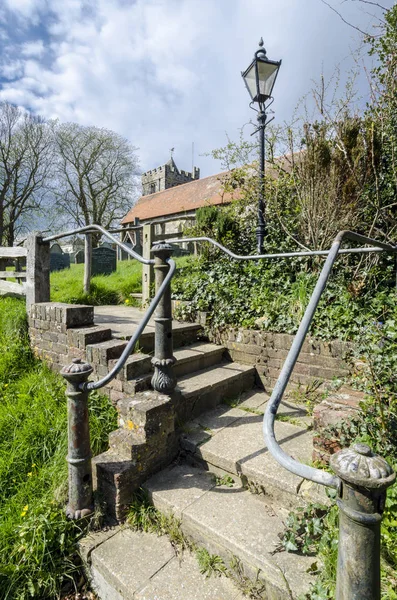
[[0, 0, 393, 179]]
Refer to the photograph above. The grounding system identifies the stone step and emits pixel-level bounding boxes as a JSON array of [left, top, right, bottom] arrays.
[[125, 322, 204, 353], [80, 528, 245, 600], [144, 462, 315, 599], [109, 342, 225, 383], [180, 390, 328, 509], [173, 342, 226, 378], [175, 362, 256, 423]]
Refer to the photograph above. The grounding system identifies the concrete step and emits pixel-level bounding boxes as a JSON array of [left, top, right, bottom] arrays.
[[173, 342, 226, 378], [176, 362, 256, 423], [80, 528, 245, 600], [144, 462, 315, 599], [180, 390, 328, 509], [131, 322, 204, 353], [109, 342, 225, 383]]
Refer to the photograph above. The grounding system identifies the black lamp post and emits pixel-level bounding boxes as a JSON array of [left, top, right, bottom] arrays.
[[242, 38, 281, 254]]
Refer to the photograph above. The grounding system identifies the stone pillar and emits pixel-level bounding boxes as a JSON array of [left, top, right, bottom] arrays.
[[61, 358, 94, 520], [25, 232, 50, 311], [330, 443, 395, 600], [142, 223, 154, 306], [151, 243, 176, 395]]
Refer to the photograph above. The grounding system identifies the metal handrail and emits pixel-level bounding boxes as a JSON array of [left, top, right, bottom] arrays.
[[158, 235, 393, 260], [43, 224, 154, 266], [162, 230, 397, 488], [49, 224, 396, 481], [263, 230, 396, 488], [43, 225, 177, 393]]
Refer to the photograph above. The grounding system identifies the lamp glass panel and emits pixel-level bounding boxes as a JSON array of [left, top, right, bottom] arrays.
[[257, 60, 279, 98], [242, 63, 257, 101]]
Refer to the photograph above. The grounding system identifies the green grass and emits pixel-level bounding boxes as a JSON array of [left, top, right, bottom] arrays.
[[50, 256, 194, 306], [50, 260, 143, 305], [0, 298, 117, 599]]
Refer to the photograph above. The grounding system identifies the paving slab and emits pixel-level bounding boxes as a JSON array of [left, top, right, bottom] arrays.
[[94, 306, 201, 340], [84, 525, 245, 600], [90, 529, 175, 600], [135, 553, 244, 600], [178, 363, 255, 399]]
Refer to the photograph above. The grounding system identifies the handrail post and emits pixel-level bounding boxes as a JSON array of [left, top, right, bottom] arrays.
[[61, 358, 94, 520], [151, 243, 176, 395], [330, 443, 395, 599]]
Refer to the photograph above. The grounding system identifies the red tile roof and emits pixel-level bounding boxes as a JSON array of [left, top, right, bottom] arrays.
[[121, 171, 238, 224], [121, 153, 298, 225]]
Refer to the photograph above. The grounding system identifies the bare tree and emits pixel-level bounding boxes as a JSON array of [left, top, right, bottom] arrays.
[[0, 102, 53, 246], [53, 123, 139, 243]]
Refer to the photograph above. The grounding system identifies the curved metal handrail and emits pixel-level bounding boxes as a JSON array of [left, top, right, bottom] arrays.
[[157, 235, 392, 260], [161, 231, 396, 488], [43, 224, 154, 265], [44, 225, 176, 392]]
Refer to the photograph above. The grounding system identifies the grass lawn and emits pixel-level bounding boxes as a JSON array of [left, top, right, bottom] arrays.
[[50, 259, 142, 305], [0, 298, 117, 599], [50, 256, 194, 306]]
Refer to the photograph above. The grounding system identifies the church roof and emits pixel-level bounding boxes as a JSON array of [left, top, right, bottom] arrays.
[[121, 170, 237, 224], [122, 152, 297, 225]]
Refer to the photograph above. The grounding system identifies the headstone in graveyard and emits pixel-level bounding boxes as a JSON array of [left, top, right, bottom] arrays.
[[92, 246, 117, 276], [75, 249, 85, 264], [50, 243, 71, 272]]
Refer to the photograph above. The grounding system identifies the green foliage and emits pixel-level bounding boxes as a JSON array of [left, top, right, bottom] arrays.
[[281, 502, 332, 556], [0, 298, 117, 599], [195, 547, 227, 578], [214, 474, 235, 487]]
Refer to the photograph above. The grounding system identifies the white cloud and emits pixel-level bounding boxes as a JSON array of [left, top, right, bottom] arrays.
[[21, 40, 45, 57], [0, 0, 393, 177]]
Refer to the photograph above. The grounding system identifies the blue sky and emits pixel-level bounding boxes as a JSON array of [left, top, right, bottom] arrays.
[[0, 0, 393, 178]]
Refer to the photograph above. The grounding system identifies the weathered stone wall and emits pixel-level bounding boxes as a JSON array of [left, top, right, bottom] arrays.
[[208, 327, 352, 390]]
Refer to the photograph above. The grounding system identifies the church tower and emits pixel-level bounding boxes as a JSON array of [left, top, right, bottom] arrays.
[[141, 155, 200, 196]]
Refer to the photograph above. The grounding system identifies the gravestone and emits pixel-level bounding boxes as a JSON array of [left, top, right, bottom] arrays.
[[92, 246, 116, 276], [50, 243, 71, 272], [75, 250, 85, 264]]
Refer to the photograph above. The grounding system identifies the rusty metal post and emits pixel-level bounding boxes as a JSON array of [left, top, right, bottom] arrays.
[[61, 358, 94, 520], [330, 443, 396, 600], [150, 243, 176, 395]]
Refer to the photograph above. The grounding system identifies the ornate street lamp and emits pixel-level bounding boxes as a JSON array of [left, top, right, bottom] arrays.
[[242, 38, 281, 254]]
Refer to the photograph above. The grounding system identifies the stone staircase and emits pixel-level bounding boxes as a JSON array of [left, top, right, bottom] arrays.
[[91, 322, 257, 520], [29, 304, 350, 598], [85, 389, 328, 599]]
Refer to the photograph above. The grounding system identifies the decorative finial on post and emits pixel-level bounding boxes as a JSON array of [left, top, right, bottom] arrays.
[[61, 357, 94, 520], [330, 443, 395, 599]]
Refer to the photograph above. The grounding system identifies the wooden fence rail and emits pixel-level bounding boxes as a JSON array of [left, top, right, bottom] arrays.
[[0, 246, 28, 297]]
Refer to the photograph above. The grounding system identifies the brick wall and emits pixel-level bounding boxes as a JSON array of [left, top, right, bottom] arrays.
[[208, 327, 352, 390], [28, 302, 146, 404]]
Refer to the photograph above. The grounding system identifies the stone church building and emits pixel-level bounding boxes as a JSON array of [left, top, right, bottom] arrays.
[[121, 156, 237, 254]]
